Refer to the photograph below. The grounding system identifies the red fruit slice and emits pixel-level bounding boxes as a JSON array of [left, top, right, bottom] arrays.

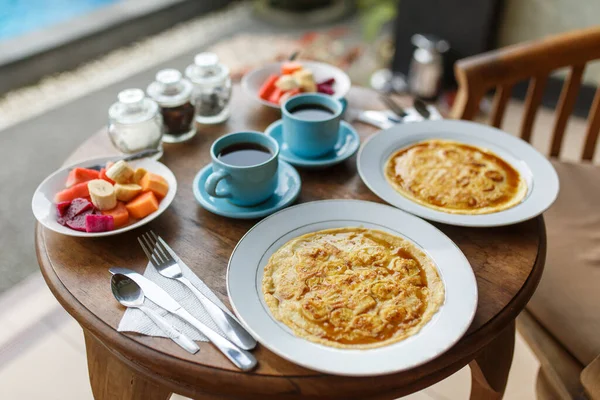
[[317, 83, 334, 95], [65, 198, 94, 219], [56, 200, 72, 226], [65, 168, 100, 188], [281, 61, 302, 75], [318, 77, 335, 86], [57, 198, 93, 226], [54, 181, 90, 203], [66, 209, 95, 231], [268, 88, 284, 104], [258, 74, 279, 101], [85, 214, 114, 233], [56, 201, 71, 217], [99, 168, 115, 185]]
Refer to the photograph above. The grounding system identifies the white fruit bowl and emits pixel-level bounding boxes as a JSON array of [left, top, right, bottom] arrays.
[[32, 156, 177, 238], [241, 60, 351, 109]]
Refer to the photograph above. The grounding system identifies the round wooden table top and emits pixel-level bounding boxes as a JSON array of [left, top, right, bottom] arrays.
[[36, 85, 546, 400]]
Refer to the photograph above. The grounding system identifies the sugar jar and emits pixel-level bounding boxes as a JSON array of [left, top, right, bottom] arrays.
[[108, 89, 163, 157], [146, 69, 196, 143], [185, 52, 232, 124]]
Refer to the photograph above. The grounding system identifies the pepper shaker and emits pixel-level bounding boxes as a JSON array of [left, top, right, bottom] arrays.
[[108, 89, 163, 157], [185, 52, 232, 124], [147, 69, 196, 143]]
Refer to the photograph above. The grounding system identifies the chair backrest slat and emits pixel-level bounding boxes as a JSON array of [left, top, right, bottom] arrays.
[[520, 75, 548, 143], [451, 26, 600, 161], [550, 65, 585, 157], [582, 87, 600, 161], [490, 84, 513, 128], [451, 86, 483, 121]]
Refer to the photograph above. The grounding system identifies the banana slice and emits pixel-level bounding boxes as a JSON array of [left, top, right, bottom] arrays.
[[275, 75, 299, 91], [299, 80, 317, 92], [114, 183, 142, 202], [132, 168, 147, 184], [88, 179, 117, 210], [293, 69, 316, 92], [106, 160, 134, 184], [292, 69, 313, 82]]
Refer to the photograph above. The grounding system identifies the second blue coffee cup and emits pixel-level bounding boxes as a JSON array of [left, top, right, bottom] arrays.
[[205, 131, 279, 206], [282, 93, 343, 158]]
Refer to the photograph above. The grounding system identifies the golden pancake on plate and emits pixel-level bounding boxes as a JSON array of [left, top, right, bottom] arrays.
[[262, 227, 444, 349], [384, 139, 527, 215]]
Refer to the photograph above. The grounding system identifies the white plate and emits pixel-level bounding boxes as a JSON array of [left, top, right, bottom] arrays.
[[357, 120, 559, 227], [241, 60, 351, 109], [227, 200, 477, 376], [32, 156, 177, 237]]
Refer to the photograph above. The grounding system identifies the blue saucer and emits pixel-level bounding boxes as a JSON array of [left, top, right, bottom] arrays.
[[192, 160, 301, 219], [265, 120, 360, 169]]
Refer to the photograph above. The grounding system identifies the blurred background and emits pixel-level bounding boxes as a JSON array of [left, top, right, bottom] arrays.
[[0, 1, 598, 399]]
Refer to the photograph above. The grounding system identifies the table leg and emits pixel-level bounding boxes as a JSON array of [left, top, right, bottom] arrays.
[[84, 330, 172, 400], [469, 320, 516, 400]]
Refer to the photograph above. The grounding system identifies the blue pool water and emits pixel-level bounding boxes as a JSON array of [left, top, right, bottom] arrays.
[[0, 0, 119, 40]]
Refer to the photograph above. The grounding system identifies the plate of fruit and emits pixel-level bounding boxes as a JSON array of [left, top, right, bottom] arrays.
[[32, 157, 177, 237], [241, 60, 351, 108]]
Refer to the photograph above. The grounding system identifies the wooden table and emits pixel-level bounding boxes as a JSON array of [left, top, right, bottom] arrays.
[[35, 85, 546, 400]]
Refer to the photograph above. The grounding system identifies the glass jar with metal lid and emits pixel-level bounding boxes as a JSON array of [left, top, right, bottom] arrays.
[[185, 52, 232, 124], [147, 69, 196, 143], [108, 89, 163, 157]]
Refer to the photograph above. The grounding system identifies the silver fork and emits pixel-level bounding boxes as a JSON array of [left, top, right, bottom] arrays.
[[138, 231, 257, 350]]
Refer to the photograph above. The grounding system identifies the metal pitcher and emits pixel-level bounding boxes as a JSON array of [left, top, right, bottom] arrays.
[[408, 34, 450, 100]]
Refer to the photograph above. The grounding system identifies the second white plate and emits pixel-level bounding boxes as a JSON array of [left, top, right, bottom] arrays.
[[32, 156, 177, 237], [357, 120, 559, 227], [227, 200, 477, 376]]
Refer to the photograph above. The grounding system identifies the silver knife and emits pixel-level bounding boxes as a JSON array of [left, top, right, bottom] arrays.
[[76, 149, 161, 171], [109, 267, 257, 371]]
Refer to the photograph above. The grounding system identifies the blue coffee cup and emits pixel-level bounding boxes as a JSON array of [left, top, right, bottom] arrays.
[[282, 93, 344, 158], [205, 131, 279, 206]]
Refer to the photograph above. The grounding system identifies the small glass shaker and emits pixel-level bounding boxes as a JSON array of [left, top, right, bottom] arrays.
[[146, 69, 196, 143], [185, 52, 232, 124], [108, 89, 163, 157]]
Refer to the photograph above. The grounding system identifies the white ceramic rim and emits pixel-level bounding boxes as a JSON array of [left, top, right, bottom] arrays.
[[32, 156, 177, 237], [227, 199, 477, 376], [357, 120, 560, 227], [241, 60, 351, 109]]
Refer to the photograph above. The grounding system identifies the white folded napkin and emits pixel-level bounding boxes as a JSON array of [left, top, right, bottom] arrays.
[[117, 258, 232, 341]]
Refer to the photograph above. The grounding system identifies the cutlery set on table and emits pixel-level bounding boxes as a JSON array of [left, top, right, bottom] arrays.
[[110, 231, 257, 371]]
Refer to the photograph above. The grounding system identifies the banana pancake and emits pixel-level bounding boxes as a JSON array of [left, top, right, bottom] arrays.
[[262, 227, 444, 349], [385, 139, 527, 214]]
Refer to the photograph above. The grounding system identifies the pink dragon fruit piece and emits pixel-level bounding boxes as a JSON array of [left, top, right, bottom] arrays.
[[65, 198, 94, 218], [85, 214, 114, 233], [59, 198, 94, 227], [56, 201, 72, 225], [66, 209, 95, 231], [316, 83, 335, 95], [56, 201, 71, 217]]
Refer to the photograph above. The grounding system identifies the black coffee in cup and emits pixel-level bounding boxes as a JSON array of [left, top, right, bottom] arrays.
[[217, 143, 272, 167], [288, 104, 335, 121]]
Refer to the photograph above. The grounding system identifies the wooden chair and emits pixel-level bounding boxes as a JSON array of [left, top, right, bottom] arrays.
[[451, 26, 600, 400]]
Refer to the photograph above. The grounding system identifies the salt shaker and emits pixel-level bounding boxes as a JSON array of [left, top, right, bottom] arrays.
[[146, 69, 196, 143], [185, 52, 232, 124], [108, 89, 163, 157]]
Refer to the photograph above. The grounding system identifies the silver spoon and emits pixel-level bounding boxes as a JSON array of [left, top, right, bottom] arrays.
[[111, 274, 200, 354], [413, 98, 432, 120]]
